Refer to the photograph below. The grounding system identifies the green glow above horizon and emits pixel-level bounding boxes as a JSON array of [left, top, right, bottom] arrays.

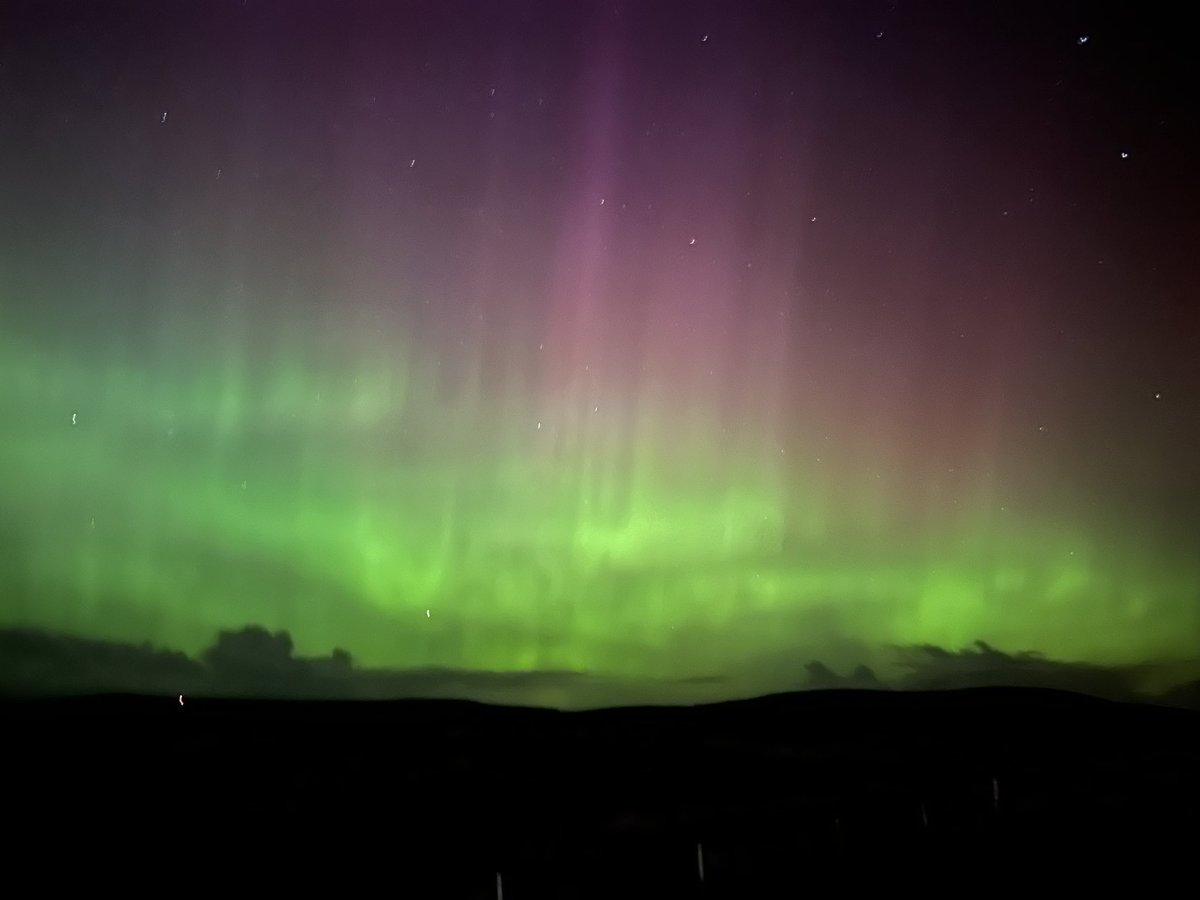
[[2, 310, 1196, 693]]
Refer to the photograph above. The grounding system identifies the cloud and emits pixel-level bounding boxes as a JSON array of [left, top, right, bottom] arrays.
[[0, 625, 672, 707], [803, 660, 883, 690], [891, 639, 1148, 702], [1, 627, 1196, 711], [0, 628, 206, 696], [0, 625, 370, 699], [203, 625, 329, 695], [1158, 679, 1200, 712], [204, 625, 298, 672]]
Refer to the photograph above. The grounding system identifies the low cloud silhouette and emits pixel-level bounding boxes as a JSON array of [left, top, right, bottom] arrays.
[[892, 639, 1150, 702], [201, 625, 357, 697], [0, 628, 206, 696], [1159, 679, 1200, 711], [803, 660, 883, 690], [0, 625, 669, 707], [0, 626, 1197, 711]]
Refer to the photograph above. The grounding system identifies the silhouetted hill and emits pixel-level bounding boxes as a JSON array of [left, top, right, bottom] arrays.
[[5, 687, 1197, 892]]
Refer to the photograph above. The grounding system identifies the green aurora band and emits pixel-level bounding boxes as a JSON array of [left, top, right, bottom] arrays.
[[1, 306, 1195, 688]]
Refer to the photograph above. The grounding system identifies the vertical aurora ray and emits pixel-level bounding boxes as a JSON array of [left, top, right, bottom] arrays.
[[0, 2, 1197, 697]]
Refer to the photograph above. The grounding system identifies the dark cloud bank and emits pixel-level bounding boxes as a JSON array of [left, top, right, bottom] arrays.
[[1, 626, 1196, 712]]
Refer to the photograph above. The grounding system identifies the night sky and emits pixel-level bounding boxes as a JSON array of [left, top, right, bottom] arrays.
[[1, 1, 1197, 703]]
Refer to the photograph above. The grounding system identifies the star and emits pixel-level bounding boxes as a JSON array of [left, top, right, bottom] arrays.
[[689, 237, 696, 245], [71, 412, 76, 425], [1077, 35, 1089, 45], [1120, 151, 1129, 159]]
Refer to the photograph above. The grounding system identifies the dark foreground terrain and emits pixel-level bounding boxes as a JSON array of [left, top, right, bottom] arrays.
[[6, 688, 1198, 893]]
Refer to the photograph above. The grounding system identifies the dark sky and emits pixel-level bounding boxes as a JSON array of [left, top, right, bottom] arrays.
[[0, 1, 1196, 704]]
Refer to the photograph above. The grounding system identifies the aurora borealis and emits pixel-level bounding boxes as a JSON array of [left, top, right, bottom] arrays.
[[1, 1, 1197, 703]]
